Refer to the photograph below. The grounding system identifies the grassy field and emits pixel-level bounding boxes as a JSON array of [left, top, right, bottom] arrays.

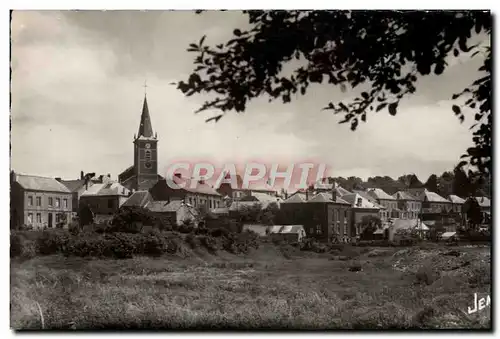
[[10, 243, 491, 330]]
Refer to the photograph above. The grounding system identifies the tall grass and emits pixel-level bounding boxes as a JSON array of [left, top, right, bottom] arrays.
[[10, 244, 491, 330]]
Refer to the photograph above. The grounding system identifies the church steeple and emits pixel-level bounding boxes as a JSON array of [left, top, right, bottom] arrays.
[[137, 95, 154, 138]]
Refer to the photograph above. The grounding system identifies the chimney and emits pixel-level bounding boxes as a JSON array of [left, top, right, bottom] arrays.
[[80, 171, 84, 179], [10, 170, 16, 183], [331, 189, 337, 202], [98, 175, 104, 183], [107, 173, 111, 178]]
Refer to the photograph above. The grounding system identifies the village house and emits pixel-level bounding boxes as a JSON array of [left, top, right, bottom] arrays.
[[268, 225, 307, 243], [79, 181, 131, 220], [121, 190, 199, 227], [419, 190, 453, 214], [217, 173, 278, 200], [365, 188, 401, 219], [448, 194, 466, 214], [393, 191, 422, 219], [149, 175, 223, 210], [10, 172, 73, 229], [147, 200, 199, 227], [58, 171, 95, 217], [341, 192, 383, 236], [352, 189, 390, 221], [281, 190, 352, 243]]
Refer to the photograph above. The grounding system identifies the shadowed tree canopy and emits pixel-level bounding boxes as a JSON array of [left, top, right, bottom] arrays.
[[424, 174, 439, 193], [177, 10, 491, 175]]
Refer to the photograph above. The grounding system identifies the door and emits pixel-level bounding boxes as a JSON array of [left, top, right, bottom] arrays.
[[48, 213, 53, 228]]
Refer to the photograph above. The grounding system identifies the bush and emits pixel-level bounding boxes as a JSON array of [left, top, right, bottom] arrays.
[[185, 233, 200, 249], [209, 227, 230, 238], [37, 230, 71, 255], [178, 225, 195, 234], [415, 265, 439, 285], [10, 232, 23, 258], [197, 235, 219, 253]]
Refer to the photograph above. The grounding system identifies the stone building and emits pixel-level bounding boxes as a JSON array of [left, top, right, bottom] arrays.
[[10, 172, 72, 229]]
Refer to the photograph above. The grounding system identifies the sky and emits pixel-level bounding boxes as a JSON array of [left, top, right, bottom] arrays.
[[10, 10, 490, 183]]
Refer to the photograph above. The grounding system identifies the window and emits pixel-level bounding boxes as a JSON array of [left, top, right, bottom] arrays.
[[108, 199, 114, 209], [27, 213, 33, 224], [145, 150, 151, 161], [56, 214, 60, 223], [63, 199, 68, 208], [36, 196, 41, 206], [356, 198, 362, 207], [189, 197, 193, 205], [48, 197, 53, 206], [209, 200, 212, 209], [55, 198, 60, 208], [36, 213, 41, 223], [216, 201, 220, 208], [344, 210, 348, 219], [316, 224, 322, 235], [28, 196, 33, 206]]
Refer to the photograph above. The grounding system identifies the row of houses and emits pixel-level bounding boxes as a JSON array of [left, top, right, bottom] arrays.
[[10, 167, 491, 235], [275, 181, 491, 242]]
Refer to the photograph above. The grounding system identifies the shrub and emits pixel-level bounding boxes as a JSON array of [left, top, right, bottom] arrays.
[[141, 234, 167, 257], [178, 225, 195, 234], [209, 227, 230, 238], [37, 230, 71, 255], [185, 233, 200, 249], [198, 235, 219, 253], [415, 265, 439, 285], [10, 232, 23, 258]]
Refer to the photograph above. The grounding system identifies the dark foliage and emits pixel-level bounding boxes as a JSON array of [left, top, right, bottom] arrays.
[[178, 10, 491, 176]]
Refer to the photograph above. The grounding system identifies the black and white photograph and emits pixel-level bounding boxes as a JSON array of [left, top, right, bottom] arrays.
[[9, 8, 492, 330]]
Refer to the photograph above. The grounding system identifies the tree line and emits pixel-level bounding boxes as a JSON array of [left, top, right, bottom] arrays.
[[326, 165, 491, 198]]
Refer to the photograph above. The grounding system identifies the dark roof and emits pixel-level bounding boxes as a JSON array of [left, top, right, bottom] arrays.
[[16, 174, 71, 193], [366, 188, 395, 200], [342, 193, 382, 209], [147, 200, 180, 213], [307, 192, 350, 205], [393, 191, 419, 201], [60, 179, 87, 192], [122, 191, 153, 208], [282, 194, 307, 203], [168, 176, 221, 196], [138, 95, 154, 138], [424, 191, 451, 203]]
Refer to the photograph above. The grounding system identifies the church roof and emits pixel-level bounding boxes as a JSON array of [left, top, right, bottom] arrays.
[[138, 95, 154, 138]]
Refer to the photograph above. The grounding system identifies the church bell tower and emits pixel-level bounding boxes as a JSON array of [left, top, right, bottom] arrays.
[[133, 94, 158, 191]]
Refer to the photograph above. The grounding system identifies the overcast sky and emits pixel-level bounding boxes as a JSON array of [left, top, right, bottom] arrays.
[[11, 10, 490, 182]]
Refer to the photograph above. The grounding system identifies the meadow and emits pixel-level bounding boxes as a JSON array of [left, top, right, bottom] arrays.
[[11, 239, 491, 330]]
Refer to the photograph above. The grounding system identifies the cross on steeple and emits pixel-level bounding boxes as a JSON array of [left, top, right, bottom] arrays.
[[143, 80, 148, 96]]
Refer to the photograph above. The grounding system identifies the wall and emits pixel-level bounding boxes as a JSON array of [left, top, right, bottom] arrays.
[[185, 193, 223, 210]]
